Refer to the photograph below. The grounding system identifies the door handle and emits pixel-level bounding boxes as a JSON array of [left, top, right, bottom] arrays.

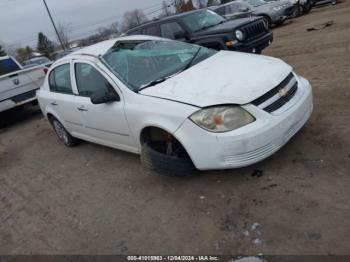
[[51, 101, 58, 106], [77, 106, 88, 112]]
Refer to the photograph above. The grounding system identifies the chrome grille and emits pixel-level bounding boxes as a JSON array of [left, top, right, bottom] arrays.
[[252, 73, 298, 113]]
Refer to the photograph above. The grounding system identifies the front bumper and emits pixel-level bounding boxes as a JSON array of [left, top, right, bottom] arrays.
[[270, 5, 297, 23], [230, 31, 273, 53], [174, 76, 313, 170]]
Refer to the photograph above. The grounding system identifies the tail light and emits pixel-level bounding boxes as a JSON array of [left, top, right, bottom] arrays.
[[43, 68, 48, 75]]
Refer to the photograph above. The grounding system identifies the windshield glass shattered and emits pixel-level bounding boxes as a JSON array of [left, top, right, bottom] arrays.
[[102, 40, 217, 91]]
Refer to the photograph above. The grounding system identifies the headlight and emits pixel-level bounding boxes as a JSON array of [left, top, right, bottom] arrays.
[[235, 30, 244, 41], [190, 106, 255, 133], [273, 6, 283, 10]]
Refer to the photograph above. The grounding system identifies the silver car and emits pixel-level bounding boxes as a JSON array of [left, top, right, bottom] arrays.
[[211, 0, 296, 27]]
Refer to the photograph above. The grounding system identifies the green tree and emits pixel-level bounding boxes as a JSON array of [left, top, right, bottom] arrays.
[[36, 32, 54, 58], [0, 45, 7, 56]]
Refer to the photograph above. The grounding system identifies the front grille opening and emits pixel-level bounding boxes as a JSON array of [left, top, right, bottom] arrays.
[[252, 73, 298, 113], [240, 19, 268, 41]]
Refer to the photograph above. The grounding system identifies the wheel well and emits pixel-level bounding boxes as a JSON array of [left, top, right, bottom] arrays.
[[47, 113, 55, 123], [140, 126, 174, 145], [261, 14, 272, 25], [140, 126, 190, 158]]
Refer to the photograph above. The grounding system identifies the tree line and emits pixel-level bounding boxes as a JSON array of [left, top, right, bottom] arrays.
[[1, 0, 225, 62]]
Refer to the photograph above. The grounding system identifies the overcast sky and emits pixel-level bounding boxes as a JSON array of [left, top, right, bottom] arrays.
[[0, 0, 167, 49]]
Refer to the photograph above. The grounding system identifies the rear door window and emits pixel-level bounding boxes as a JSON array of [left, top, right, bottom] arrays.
[[48, 64, 73, 94], [128, 29, 142, 35], [0, 58, 21, 76], [143, 25, 161, 36], [160, 22, 186, 39]]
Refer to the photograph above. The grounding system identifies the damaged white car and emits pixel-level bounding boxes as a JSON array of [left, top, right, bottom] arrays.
[[37, 35, 313, 176]]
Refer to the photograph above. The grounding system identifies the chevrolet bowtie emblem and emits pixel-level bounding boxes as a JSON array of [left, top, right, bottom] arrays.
[[278, 87, 289, 98]]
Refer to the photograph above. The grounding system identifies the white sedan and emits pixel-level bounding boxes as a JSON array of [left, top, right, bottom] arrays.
[[37, 35, 313, 176]]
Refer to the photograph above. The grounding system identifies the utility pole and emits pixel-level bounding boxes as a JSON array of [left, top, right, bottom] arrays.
[[42, 0, 66, 50]]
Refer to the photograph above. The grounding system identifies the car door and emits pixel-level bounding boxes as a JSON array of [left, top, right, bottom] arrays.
[[72, 61, 135, 151], [47, 63, 85, 135]]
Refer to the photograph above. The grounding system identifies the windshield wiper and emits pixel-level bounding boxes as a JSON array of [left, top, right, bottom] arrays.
[[138, 71, 182, 92], [180, 47, 202, 72], [195, 21, 225, 32]]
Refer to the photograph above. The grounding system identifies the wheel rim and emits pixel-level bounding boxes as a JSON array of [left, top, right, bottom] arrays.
[[53, 120, 69, 144]]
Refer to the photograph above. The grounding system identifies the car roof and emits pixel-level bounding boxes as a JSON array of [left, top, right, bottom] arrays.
[[62, 35, 165, 59], [126, 9, 206, 33], [210, 0, 247, 9]]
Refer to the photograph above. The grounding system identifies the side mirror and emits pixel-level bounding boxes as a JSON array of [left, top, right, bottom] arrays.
[[90, 88, 120, 104], [174, 31, 188, 40]]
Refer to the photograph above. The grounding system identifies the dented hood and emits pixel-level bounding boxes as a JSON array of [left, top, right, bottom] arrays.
[[140, 51, 292, 107]]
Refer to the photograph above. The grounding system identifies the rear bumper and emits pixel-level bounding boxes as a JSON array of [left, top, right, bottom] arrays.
[[230, 31, 273, 53], [0, 89, 38, 112]]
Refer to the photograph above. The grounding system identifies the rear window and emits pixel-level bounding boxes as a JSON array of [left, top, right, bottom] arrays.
[[0, 58, 21, 76]]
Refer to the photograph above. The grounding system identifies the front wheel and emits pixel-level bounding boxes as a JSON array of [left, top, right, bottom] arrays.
[[50, 117, 79, 147], [291, 5, 303, 17], [303, 2, 312, 13], [141, 141, 197, 177]]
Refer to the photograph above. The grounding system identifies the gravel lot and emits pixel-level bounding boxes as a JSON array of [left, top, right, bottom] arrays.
[[0, 1, 349, 255]]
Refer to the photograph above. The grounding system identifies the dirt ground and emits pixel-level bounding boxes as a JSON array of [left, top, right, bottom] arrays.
[[1, 1, 349, 255]]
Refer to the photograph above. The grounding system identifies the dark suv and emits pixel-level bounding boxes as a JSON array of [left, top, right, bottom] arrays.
[[126, 9, 273, 54]]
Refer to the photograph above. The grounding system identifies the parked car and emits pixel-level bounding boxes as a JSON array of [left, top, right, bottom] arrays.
[[52, 50, 73, 61], [224, 0, 297, 27], [37, 36, 313, 176], [0, 56, 47, 113], [265, 0, 313, 17], [126, 9, 273, 54], [22, 56, 52, 68], [209, 2, 254, 19]]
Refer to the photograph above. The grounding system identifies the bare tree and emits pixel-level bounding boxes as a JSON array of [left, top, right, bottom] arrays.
[[110, 22, 120, 35], [121, 9, 148, 32], [174, 0, 195, 13], [159, 1, 172, 17], [57, 22, 72, 49]]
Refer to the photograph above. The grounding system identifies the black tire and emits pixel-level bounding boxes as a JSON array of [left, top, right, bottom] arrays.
[[31, 100, 38, 106], [49, 117, 79, 147], [141, 141, 198, 177], [303, 2, 312, 13], [290, 5, 302, 17]]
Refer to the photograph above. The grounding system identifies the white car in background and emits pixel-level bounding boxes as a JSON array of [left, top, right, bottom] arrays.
[[37, 36, 313, 176]]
